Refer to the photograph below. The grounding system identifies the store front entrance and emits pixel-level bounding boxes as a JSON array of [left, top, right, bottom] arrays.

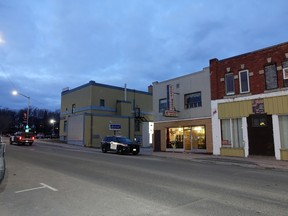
[[166, 126, 206, 151], [248, 114, 274, 156]]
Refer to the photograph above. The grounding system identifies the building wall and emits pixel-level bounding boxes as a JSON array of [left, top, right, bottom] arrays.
[[153, 67, 211, 121], [210, 42, 288, 100], [210, 42, 288, 160], [60, 81, 153, 147], [153, 67, 212, 153]]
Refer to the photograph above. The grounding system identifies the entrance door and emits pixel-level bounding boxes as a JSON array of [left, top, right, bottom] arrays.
[[154, 130, 161, 152], [248, 114, 274, 156], [184, 127, 191, 150]]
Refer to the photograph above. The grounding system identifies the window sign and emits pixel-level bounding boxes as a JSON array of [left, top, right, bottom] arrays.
[[252, 99, 265, 114]]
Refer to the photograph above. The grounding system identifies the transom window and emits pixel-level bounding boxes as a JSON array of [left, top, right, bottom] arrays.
[[239, 70, 250, 93], [225, 73, 235, 95], [184, 92, 202, 109]]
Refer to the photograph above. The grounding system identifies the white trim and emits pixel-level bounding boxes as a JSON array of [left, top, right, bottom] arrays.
[[272, 115, 281, 160], [212, 100, 221, 155], [242, 117, 249, 157], [215, 88, 288, 104]]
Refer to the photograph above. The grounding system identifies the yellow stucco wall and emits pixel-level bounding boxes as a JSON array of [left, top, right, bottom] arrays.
[[218, 95, 288, 119]]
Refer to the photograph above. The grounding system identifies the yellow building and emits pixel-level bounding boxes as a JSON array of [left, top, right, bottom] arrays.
[[60, 81, 153, 147]]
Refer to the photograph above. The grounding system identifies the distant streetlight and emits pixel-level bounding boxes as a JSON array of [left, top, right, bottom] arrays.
[[50, 119, 56, 136], [12, 90, 30, 131]]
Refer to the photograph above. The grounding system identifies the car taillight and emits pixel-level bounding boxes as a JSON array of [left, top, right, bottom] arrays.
[[32, 136, 35, 140], [19, 136, 22, 140]]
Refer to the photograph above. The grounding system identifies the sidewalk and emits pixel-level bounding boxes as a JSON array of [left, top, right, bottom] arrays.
[[147, 150, 288, 171]]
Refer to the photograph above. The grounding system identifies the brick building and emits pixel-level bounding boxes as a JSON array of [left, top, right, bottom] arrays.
[[210, 42, 288, 160]]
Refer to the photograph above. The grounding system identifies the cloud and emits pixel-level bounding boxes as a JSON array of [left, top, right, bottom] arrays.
[[0, 0, 288, 110]]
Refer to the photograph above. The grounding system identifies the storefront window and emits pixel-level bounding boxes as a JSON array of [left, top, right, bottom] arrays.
[[221, 118, 243, 148], [166, 126, 206, 150], [279, 115, 288, 148], [166, 128, 183, 149], [191, 126, 206, 149]]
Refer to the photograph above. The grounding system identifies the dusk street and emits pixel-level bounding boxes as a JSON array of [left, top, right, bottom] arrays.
[[1, 138, 288, 216]]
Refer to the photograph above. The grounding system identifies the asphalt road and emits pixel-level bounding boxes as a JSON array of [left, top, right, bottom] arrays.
[[1, 139, 288, 216]]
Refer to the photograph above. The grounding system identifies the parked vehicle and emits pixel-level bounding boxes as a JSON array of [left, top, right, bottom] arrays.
[[10, 132, 35, 146], [0, 138, 5, 184], [101, 136, 140, 155], [36, 133, 45, 139]]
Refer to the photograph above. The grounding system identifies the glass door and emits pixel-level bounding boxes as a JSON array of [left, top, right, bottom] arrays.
[[184, 127, 191, 150]]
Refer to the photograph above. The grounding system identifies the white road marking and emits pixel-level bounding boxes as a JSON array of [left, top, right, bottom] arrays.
[[15, 183, 58, 194]]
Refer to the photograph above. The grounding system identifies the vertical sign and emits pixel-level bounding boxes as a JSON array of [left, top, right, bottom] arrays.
[[166, 84, 174, 111], [164, 84, 178, 117]]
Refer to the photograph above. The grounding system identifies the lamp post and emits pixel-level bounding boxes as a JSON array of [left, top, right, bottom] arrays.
[[50, 119, 56, 137], [12, 90, 30, 132]]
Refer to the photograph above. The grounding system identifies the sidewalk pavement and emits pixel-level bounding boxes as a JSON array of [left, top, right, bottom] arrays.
[[145, 149, 288, 171]]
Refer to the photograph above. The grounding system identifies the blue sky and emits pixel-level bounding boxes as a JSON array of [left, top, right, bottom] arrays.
[[0, 0, 288, 110]]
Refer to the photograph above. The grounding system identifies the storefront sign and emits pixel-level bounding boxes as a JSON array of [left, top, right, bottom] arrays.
[[164, 110, 178, 117], [109, 124, 121, 130], [164, 84, 178, 117], [252, 99, 265, 114]]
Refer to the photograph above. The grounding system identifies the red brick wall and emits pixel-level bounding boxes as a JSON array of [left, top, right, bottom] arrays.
[[210, 42, 288, 100]]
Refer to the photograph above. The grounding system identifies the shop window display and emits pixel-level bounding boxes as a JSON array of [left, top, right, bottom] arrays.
[[166, 128, 183, 149], [221, 118, 243, 148], [166, 126, 206, 150]]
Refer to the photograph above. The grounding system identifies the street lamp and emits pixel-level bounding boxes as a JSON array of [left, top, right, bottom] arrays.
[[50, 119, 56, 137], [12, 90, 30, 132]]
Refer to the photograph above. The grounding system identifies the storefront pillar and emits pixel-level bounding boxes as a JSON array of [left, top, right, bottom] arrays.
[[242, 117, 249, 157], [272, 115, 281, 160]]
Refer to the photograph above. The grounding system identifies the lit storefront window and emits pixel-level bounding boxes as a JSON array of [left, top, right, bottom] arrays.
[[191, 126, 206, 149], [166, 126, 206, 150], [166, 128, 183, 149]]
